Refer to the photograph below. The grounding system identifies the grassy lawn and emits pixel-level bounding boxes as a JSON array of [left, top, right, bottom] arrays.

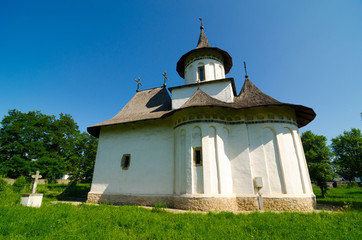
[[0, 183, 361, 239], [313, 185, 362, 211]]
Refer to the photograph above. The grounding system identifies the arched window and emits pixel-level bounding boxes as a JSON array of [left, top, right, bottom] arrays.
[[197, 62, 205, 81]]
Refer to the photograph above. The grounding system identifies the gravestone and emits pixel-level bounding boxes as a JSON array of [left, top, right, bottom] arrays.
[[21, 171, 44, 207]]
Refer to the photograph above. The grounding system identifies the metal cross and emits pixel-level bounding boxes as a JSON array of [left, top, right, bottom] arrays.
[[199, 17, 204, 29], [135, 77, 142, 92], [243, 61, 248, 78], [162, 72, 168, 86], [31, 171, 42, 194]]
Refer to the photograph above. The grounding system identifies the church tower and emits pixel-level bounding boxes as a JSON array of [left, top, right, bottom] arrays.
[[176, 18, 232, 84], [170, 19, 236, 109]]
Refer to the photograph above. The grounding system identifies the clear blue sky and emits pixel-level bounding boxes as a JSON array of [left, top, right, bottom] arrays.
[[1, 0, 361, 142]]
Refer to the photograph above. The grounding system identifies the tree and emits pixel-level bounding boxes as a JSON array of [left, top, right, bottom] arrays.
[[68, 132, 98, 183], [301, 131, 334, 198], [331, 128, 362, 181], [0, 109, 98, 182]]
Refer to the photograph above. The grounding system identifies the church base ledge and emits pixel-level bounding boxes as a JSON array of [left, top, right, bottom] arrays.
[[87, 192, 316, 212]]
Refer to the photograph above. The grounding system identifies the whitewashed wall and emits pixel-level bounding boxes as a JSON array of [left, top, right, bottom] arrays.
[[173, 112, 313, 197], [90, 120, 174, 196], [90, 107, 313, 199], [184, 58, 225, 84]]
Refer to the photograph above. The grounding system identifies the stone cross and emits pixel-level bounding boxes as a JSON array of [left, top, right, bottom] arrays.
[[162, 72, 168, 86], [31, 171, 42, 194], [135, 77, 142, 92]]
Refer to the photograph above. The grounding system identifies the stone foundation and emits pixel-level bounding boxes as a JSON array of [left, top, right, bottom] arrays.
[[87, 192, 316, 212]]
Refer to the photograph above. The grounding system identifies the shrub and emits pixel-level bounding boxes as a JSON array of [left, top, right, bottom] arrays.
[[0, 177, 8, 191], [12, 176, 29, 193]]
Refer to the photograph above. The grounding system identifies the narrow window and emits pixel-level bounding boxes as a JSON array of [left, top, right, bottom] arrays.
[[198, 66, 205, 81], [193, 147, 202, 166], [121, 154, 131, 170]]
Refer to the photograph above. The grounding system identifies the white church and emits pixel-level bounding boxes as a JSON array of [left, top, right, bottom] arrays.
[[87, 21, 317, 211]]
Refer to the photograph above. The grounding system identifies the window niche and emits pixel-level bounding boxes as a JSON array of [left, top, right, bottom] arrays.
[[121, 154, 131, 170], [193, 147, 203, 166], [198, 66, 205, 81]]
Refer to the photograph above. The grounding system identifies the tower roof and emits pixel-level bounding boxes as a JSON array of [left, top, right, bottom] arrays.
[[234, 77, 281, 107], [176, 21, 232, 78], [196, 21, 210, 48]]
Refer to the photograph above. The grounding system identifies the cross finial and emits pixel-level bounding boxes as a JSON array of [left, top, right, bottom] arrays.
[[199, 17, 204, 29], [243, 61, 248, 79], [162, 72, 168, 87], [135, 77, 142, 92]]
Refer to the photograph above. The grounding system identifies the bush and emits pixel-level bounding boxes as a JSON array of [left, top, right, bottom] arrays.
[[12, 176, 29, 193], [0, 177, 8, 191]]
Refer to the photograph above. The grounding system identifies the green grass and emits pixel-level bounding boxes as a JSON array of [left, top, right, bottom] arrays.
[[36, 183, 90, 201], [313, 185, 362, 210], [0, 184, 361, 239]]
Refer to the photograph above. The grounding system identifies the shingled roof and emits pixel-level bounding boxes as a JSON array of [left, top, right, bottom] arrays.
[[88, 78, 316, 137], [87, 87, 172, 137], [234, 77, 281, 107], [180, 88, 231, 109], [196, 24, 210, 48]]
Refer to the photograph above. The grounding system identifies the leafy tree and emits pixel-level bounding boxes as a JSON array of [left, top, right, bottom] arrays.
[[68, 132, 98, 183], [331, 128, 362, 181], [301, 131, 334, 198], [0, 109, 98, 182], [33, 157, 65, 183]]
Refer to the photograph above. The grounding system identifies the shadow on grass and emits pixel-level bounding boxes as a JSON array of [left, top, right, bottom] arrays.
[[56, 183, 90, 201]]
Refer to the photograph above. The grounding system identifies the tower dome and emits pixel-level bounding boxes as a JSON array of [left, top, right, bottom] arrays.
[[176, 19, 233, 84]]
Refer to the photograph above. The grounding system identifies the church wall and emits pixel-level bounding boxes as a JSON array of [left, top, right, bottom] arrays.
[[228, 124, 254, 194], [171, 80, 234, 109], [276, 126, 304, 194], [89, 120, 174, 196], [247, 123, 273, 195], [217, 127, 233, 194], [184, 58, 225, 84], [172, 106, 313, 198]]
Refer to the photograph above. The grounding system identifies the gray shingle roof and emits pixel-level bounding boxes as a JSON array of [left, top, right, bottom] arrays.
[[87, 78, 316, 137], [234, 77, 281, 107], [180, 88, 231, 109], [196, 28, 210, 48], [87, 87, 172, 137]]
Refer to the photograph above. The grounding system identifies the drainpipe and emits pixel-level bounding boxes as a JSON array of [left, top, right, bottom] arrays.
[[254, 177, 264, 211]]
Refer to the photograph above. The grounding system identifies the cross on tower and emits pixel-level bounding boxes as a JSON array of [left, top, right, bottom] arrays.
[[199, 17, 204, 29], [135, 77, 142, 92], [243, 61, 248, 78], [31, 171, 42, 194], [162, 72, 168, 86]]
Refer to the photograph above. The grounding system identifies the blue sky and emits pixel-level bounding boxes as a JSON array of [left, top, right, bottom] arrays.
[[1, 0, 361, 142]]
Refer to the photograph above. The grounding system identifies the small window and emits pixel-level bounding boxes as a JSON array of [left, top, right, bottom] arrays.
[[121, 154, 131, 170], [198, 66, 205, 81], [193, 147, 202, 166]]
